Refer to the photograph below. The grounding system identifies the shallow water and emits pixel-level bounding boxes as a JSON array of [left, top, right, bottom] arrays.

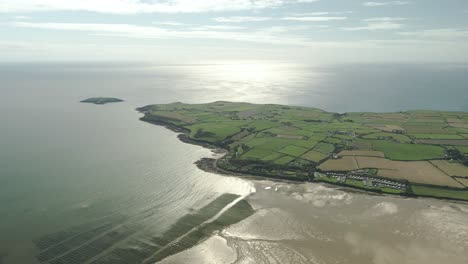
[[1, 62, 468, 263]]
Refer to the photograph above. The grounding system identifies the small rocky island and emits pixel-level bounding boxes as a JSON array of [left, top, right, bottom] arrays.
[[80, 97, 124, 105]]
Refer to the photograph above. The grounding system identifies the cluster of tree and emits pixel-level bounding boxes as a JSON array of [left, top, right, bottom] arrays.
[[194, 129, 215, 138], [333, 113, 348, 119], [229, 158, 306, 173], [446, 149, 468, 166], [261, 131, 276, 137], [239, 143, 250, 153]]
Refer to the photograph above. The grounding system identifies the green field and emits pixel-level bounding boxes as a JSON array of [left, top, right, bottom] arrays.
[[187, 123, 243, 142], [301, 150, 329, 162], [322, 137, 342, 144], [371, 141, 445, 160], [245, 137, 291, 151], [291, 139, 319, 148], [313, 142, 335, 154], [274, 155, 296, 165], [139, 101, 468, 200], [457, 146, 468, 154], [410, 134, 464, 139], [241, 148, 274, 160], [279, 145, 309, 157], [246, 120, 281, 131], [411, 185, 468, 200], [261, 152, 285, 162]]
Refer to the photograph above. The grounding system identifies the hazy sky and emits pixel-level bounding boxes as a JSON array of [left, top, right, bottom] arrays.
[[1, 0, 468, 64]]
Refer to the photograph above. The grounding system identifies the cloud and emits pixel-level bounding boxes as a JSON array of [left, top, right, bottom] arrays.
[[155, 21, 190, 26], [193, 25, 245, 30], [11, 21, 314, 46], [262, 24, 328, 33], [290, 11, 352, 16], [0, 40, 40, 51], [12, 21, 403, 50], [363, 1, 410, 7], [12, 15, 31, 20], [398, 29, 468, 39], [20, 21, 454, 51], [282, 16, 347, 22], [0, 0, 319, 14], [363, 17, 406, 22], [215, 13, 349, 23], [3, 27, 468, 64], [213, 16, 272, 23], [343, 18, 404, 31], [155, 21, 245, 31]]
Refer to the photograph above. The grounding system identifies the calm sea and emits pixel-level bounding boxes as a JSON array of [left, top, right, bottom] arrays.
[[0, 62, 467, 263]]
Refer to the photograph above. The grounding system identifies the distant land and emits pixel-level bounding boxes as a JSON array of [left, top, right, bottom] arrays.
[[81, 97, 124, 105], [138, 101, 468, 201]]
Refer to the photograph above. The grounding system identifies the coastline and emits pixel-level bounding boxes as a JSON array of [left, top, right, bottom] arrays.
[[139, 114, 322, 183], [138, 110, 468, 203]]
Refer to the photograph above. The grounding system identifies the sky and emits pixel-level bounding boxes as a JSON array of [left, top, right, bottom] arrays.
[[1, 0, 468, 64]]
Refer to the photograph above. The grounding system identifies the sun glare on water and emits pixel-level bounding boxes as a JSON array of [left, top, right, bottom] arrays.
[[212, 62, 278, 82], [178, 60, 320, 103]]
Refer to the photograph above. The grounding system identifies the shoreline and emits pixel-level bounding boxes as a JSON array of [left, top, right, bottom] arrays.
[[138, 112, 468, 203]]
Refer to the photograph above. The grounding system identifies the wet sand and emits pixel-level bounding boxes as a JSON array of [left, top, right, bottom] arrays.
[[162, 179, 468, 264]]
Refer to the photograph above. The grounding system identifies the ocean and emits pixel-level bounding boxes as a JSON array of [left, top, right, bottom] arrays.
[[1, 62, 468, 263]]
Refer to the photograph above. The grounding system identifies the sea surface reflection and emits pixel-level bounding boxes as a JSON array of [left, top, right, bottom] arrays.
[[2, 62, 467, 113]]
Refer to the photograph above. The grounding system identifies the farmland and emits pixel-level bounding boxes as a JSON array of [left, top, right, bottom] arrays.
[[338, 150, 385, 157], [319, 156, 463, 187], [301, 150, 329, 162], [411, 185, 468, 200], [429, 160, 468, 177], [363, 132, 412, 143], [370, 141, 445, 160], [456, 178, 468, 188], [138, 101, 468, 201], [417, 139, 468, 146]]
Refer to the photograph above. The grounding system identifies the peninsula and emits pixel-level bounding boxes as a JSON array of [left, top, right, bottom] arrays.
[[81, 97, 124, 105], [138, 101, 468, 201]]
